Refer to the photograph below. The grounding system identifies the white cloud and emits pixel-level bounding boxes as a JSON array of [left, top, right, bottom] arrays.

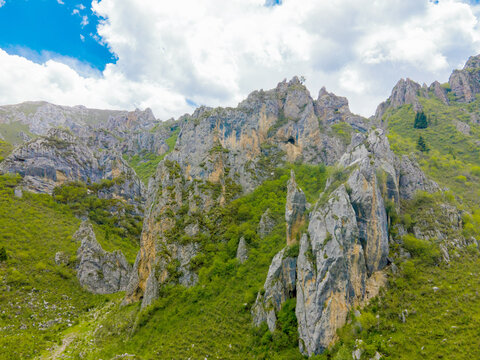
[[1, 0, 480, 119], [81, 15, 88, 27], [77, 4, 86, 10], [0, 0, 5, 8], [80, 34, 85, 42], [72, 9, 79, 15], [57, 0, 64, 4]]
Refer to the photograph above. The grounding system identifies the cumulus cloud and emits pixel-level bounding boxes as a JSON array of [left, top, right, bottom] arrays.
[[1, 0, 480, 118], [80, 15, 89, 27], [0, 0, 5, 8], [57, 0, 64, 4]]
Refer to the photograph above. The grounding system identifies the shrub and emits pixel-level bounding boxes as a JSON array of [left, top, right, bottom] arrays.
[[0, 246, 7, 262], [402, 234, 440, 264]]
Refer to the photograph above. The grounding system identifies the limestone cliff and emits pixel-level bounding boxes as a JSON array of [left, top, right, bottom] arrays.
[[124, 77, 369, 307]]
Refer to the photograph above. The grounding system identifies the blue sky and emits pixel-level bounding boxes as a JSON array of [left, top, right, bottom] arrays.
[[0, 0, 114, 71], [0, 0, 479, 119]]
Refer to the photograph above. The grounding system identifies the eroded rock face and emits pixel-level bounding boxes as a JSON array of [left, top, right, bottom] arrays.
[[258, 209, 276, 238], [296, 186, 366, 355], [449, 55, 480, 103], [236, 237, 248, 264], [124, 77, 369, 306], [375, 78, 423, 121], [75, 221, 131, 294], [398, 155, 439, 200], [286, 170, 306, 245], [0, 128, 145, 208], [429, 81, 449, 105], [347, 167, 389, 274], [252, 248, 297, 332]]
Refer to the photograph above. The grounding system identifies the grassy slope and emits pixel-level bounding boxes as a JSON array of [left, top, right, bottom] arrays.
[[58, 164, 328, 360], [0, 139, 12, 162], [0, 121, 36, 145], [0, 175, 140, 359], [385, 95, 480, 205], [124, 128, 179, 185]]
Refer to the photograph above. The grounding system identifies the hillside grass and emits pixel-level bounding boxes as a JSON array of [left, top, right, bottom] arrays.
[[0, 139, 12, 162], [124, 128, 179, 184], [384, 97, 480, 206], [58, 164, 328, 359], [0, 121, 36, 145], [0, 175, 115, 359]]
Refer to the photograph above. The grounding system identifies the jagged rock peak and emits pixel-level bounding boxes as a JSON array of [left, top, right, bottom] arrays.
[[449, 54, 480, 103], [429, 81, 449, 105], [75, 221, 132, 294], [285, 170, 306, 245], [375, 78, 422, 121], [464, 54, 480, 69]]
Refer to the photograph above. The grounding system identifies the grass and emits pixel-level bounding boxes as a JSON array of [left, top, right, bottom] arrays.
[[0, 175, 116, 359], [384, 96, 480, 206], [124, 128, 179, 184], [0, 121, 36, 145], [54, 164, 329, 359], [0, 139, 12, 162]]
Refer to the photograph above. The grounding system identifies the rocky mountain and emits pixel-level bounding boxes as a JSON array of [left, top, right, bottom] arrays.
[[0, 54, 480, 359]]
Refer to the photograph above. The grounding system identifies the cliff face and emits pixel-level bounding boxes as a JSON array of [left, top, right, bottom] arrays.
[[0, 128, 144, 206], [449, 55, 480, 103], [124, 77, 371, 307]]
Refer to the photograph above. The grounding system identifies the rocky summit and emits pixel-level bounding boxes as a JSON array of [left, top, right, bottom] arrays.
[[1, 54, 480, 359]]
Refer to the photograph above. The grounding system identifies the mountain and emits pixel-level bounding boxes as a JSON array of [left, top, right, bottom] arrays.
[[0, 55, 479, 359]]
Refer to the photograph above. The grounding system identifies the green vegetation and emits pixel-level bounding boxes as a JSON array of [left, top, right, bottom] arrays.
[[331, 122, 354, 145], [413, 111, 428, 129], [416, 135, 428, 152], [124, 128, 179, 184], [0, 139, 12, 162], [0, 174, 121, 359], [385, 96, 480, 206], [52, 181, 142, 262], [0, 121, 36, 144], [54, 164, 328, 359]]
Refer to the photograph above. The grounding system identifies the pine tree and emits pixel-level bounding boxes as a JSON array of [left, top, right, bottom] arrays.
[[414, 111, 428, 129], [417, 135, 428, 152]]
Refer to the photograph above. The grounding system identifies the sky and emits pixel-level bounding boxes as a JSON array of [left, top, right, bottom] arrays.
[[0, 0, 480, 119]]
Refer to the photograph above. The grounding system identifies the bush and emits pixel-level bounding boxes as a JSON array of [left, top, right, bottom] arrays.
[[0, 246, 7, 261], [402, 234, 441, 264]]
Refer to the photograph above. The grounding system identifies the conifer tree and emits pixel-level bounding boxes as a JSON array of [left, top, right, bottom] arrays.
[[414, 111, 428, 129], [417, 135, 428, 152]]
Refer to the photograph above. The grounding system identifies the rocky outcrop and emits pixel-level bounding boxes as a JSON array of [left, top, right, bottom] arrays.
[[398, 155, 439, 200], [286, 170, 306, 245], [236, 237, 248, 263], [347, 166, 389, 274], [74, 221, 131, 294], [296, 182, 388, 356], [296, 186, 363, 355], [0, 128, 144, 207], [124, 78, 368, 306], [375, 78, 422, 121], [258, 209, 275, 238], [429, 81, 449, 105], [252, 248, 297, 332], [449, 54, 480, 103]]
